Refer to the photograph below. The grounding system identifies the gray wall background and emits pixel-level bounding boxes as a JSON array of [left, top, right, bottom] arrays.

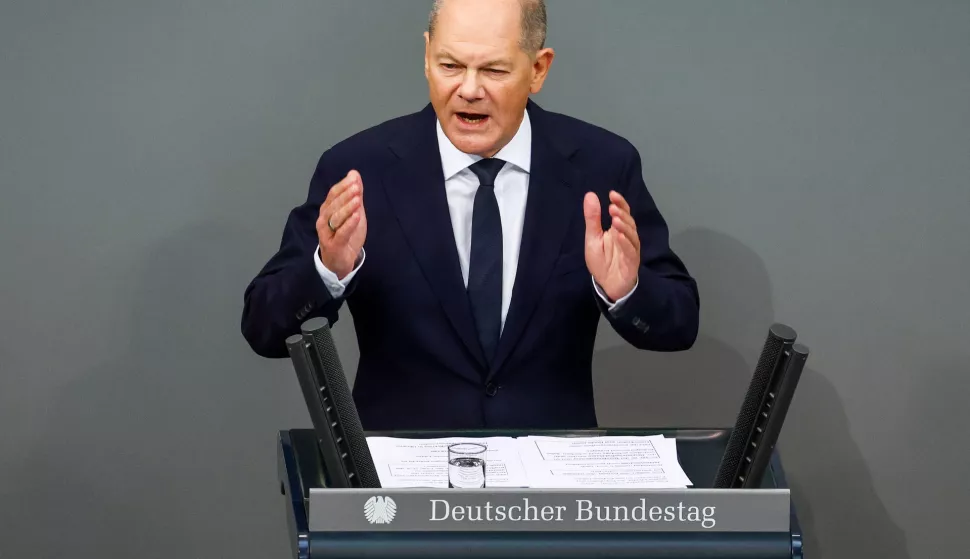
[[1, 1, 967, 557]]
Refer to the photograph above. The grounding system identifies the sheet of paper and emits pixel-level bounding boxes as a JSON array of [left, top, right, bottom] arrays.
[[515, 435, 693, 489], [365, 436, 529, 488]]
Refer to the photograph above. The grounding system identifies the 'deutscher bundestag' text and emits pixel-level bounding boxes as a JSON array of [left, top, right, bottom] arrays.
[[429, 498, 717, 529]]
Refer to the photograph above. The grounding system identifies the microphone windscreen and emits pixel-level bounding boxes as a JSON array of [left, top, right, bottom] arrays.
[[302, 317, 382, 488], [713, 323, 796, 488]]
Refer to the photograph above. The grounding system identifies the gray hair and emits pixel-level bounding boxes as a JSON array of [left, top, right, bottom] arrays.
[[428, 0, 547, 54]]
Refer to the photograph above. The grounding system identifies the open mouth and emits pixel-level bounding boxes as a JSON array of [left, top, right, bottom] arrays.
[[456, 112, 489, 125]]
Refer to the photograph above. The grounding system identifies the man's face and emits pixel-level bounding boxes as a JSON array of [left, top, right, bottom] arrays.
[[424, 0, 553, 157]]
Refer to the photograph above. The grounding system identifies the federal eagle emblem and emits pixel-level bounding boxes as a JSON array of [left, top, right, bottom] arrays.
[[364, 496, 397, 524]]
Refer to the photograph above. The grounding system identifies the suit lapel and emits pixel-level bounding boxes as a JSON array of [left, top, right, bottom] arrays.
[[488, 103, 581, 381], [382, 105, 488, 378]]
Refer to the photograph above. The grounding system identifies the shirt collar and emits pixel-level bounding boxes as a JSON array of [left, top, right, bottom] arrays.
[[435, 109, 532, 180]]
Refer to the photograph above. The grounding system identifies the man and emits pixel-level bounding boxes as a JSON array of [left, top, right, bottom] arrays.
[[241, 0, 699, 430]]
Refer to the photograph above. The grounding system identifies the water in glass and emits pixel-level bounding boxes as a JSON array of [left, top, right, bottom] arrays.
[[448, 442, 486, 488]]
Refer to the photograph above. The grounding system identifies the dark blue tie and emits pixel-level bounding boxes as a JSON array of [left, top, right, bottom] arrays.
[[467, 158, 507, 364]]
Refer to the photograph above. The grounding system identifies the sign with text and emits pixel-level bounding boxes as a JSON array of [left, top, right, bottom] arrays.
[[307, 488, 790, 532]]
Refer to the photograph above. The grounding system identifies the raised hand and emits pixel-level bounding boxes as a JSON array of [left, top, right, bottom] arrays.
[[583, 190, 640, 302], [316, 170, 367, 279]]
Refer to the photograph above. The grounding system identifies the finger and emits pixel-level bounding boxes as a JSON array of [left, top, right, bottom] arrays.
[[327, 193, 362, 232], [608, 190, 631, 214], [608, 191, 636, 226], [327, 181, 361, 219], [583, 192, 603, 237], [324, 176, 364, 231], [322, 170, 362, 208], [610, 215, 640, 252], [610, 228, 639, 263], [609, 202, 637, 233], [332, 209, 362, 245]]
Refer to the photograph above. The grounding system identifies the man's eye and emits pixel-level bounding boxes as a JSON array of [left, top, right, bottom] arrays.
[[441, 63, 458, 70]]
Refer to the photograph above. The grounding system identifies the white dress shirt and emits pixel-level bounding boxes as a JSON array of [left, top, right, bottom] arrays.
[[314, 110, 636, 330]]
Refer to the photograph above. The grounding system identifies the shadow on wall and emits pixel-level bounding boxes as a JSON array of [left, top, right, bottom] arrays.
[[592, 227, 774, 428], [785, 368, 910, 559], [2, 222, 295, 559], [592, 226, 909, 559]]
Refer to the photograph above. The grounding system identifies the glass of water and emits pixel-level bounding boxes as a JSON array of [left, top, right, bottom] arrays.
[[448, 442, 487, 488]]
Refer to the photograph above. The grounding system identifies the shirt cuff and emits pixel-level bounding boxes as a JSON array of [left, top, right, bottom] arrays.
[[592, 275, 639, 313], [314, 245, 365, 298]]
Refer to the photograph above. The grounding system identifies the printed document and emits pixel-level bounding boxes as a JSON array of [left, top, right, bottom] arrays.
[[365, 434, 693, 489], [515, 435, 693, 488], [366, 436, 529, 488]]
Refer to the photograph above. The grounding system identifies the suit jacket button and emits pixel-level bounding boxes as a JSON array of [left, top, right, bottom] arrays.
[[296, 302, 313, 320], [485, 383, 497, 397]]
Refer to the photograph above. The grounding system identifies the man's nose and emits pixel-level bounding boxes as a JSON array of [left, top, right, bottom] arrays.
[[457, 71, 485, 101]]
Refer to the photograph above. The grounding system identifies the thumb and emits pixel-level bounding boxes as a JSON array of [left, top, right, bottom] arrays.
[[583, 192, 603, 238]]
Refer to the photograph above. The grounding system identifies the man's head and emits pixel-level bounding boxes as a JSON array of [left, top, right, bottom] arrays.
[[424, 0, 554, 157]]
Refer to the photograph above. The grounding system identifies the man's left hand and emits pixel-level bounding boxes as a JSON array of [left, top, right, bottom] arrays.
[[583, 190, 640, 302]]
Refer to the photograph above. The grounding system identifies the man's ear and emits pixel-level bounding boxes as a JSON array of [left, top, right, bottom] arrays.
[[530, 47, 555, 94], [423, 32, 431, 78]]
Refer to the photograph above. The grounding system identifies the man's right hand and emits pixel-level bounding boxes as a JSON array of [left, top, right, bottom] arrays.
[[316, 170, 367, 280]]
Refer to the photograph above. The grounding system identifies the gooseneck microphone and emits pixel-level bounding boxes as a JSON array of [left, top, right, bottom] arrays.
[[713, 323, 808, 488], [286, 317, 381, 488]]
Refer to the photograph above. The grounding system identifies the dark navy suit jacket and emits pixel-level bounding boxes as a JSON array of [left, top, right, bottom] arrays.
[[241, 100, 699, 431]]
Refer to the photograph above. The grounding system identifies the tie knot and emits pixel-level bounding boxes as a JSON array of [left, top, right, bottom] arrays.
[[468, 158, 506, 188]]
